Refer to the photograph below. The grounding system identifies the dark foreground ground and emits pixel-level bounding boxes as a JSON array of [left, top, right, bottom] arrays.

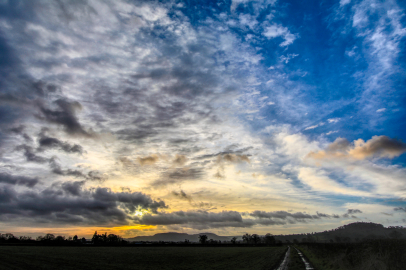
[[296, 239, 406, 270], [0, 246, 287, 270]]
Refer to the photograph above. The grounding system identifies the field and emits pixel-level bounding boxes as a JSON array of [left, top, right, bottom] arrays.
[[0, 246, 287, 270], [287, 247, 305, 270], [296, 239, 406, 270]]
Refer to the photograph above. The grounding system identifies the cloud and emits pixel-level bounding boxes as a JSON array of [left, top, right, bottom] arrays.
[[137, 155, 159, 166], [49, 159, 85, 178], [136, 209, 337, 229], [394, 207, 406, 212], [249, 211, 320, 220], [153, 168, 204, 187], [297, 167, 371, 196], [171, 190, 192, 202], [15, 145, 50, 164], [347, 209, 362, 214], [217, 153, 250, 164], [137, 210, 245, 227], [0, 183, 166, 225], [308, 136, 406, 160], [304, 124, 319, 130], [327, 118, 340, 123], [39, 99, 93, 137], [0, 173, 39, 187], [38, 135, 84, 154], [340, 0, 351, 7], [49, 159, 105, 181], [263, 24, 298, 46], [172, 154, 187, 166]]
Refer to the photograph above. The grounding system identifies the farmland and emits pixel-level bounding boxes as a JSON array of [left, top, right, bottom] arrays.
[[296, 239, 406, 270], [0, 246, 287, 270]]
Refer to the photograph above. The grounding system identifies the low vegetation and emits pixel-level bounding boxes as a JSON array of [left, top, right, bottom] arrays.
[[0, 246, 287, 270], [287, 247, 306, 270], [297, 239, 406, 270]]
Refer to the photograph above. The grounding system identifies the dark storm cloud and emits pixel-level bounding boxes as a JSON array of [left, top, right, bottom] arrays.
[[15, 145, 50, 164], [115, 128, 158, 141], [249, 210, 319, 220], [152, 168, 204, 186], [9, 125, 31, 141], [138, 210, 243, 226], [0, 173, 39, 187], [39, 99, 93, 137], [49, 159, 85, 178], [195, 148, 252, 161], [0, 183, 166, 225], [347, 209, 362, 214], [49, 159, 105, 181], [61, 181, 85, 196], [136, 209, 333, 229], [38, 135, 84, 154]]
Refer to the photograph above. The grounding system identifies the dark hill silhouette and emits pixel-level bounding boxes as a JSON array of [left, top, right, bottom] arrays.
[[126, 222, 405, 243], [274, 222, 406, 243], [127, 232, 240, 242]]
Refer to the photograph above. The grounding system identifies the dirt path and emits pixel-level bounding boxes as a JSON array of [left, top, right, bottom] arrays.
[[275, 246, 290, 270]]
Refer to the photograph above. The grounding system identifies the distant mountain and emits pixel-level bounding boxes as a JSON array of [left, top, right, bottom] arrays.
[[127, 232, 240, 242]]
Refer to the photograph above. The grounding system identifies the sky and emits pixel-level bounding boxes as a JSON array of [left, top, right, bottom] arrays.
[[0, 0, 405, 238]]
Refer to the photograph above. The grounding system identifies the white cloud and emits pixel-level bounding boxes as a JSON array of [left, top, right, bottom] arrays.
[[327, 118, 340, 123], [340, 0, 351, 7], [304, 125, 319, 130], [280, 53, 299, 64], [298, 167, 371, 197], [376, 108, 386, 113], [263, 24, 298, 47]]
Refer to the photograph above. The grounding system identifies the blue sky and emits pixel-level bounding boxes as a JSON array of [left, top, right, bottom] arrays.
[[0, 0, 405, 237]]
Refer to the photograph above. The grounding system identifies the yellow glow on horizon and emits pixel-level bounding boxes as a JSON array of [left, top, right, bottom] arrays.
[[110, 225, 156, 231]]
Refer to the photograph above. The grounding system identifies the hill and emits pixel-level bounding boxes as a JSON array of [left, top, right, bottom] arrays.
[[274, 222, 406, 243], [126, 222, 405, 243], [127, 232, 239, 243]]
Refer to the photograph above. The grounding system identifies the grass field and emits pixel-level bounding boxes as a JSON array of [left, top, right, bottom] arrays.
[[0, 246, 287, 270], [287, 247, 305, 270], [297, 240, 406, 270]]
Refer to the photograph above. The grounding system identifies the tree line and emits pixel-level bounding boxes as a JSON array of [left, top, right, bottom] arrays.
[[0, 231, 126, 245]]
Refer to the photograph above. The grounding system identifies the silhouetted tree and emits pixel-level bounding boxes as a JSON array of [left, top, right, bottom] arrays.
[[252, 234, 260, 244], [231, 237, 237, 244], [73, 235, 78, 241], [264, 233, 276, 245], [92, 231, 100, 243], [44, 234, 55, 241], [19, 236, 32, 241], [242, 233, 251, 243], [55, 236, 65, 242], [107, 234, 121, 243], [199, 234, 208, 244]]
